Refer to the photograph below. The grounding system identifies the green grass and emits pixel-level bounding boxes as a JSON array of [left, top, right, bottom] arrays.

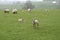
[[0, 9, 60, 40]]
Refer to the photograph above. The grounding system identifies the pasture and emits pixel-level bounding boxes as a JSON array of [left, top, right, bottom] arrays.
[[0, 9, 60, 40]]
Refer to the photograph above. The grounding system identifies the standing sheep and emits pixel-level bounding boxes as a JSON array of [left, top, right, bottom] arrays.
[[4, 9, 9, 13], [27, 8, 31, 12], [12, 9, 17, 14], [32, 19, 39, 28]]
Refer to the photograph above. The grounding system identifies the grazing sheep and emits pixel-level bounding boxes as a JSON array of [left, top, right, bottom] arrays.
[[32, 19, 39, 28], [12, 9, 17, 14], [28, 8, 31, 12], [18, 18, 24, 22], [4, 9, 9, 13]]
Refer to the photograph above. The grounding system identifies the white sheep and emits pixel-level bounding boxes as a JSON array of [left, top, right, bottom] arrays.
[[12, 9, 17, 14], [4, 9, 9, 13], [18, 18, 24, 22], [32, 19, 39, 28], [27, 8, 31, 12]]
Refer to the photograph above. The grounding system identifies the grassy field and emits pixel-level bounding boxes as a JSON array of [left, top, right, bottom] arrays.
[[0, 9, 60, 40]]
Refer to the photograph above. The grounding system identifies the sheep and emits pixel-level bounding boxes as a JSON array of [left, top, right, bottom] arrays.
[[4, 9, 9, 13], [32, 19, 39, 28], [27, 8, 31, 12], [18, 18, 24, 23], [12, 9, 17, 14]]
